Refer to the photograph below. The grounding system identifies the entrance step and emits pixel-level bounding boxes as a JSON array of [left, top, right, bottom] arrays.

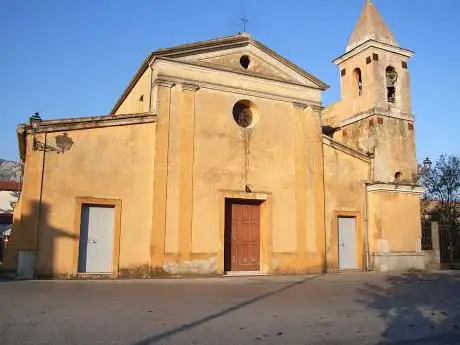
[[223, 271, 267, 277]]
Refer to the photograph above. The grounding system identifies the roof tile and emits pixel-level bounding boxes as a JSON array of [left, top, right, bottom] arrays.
[[0, 180, 21, 192]]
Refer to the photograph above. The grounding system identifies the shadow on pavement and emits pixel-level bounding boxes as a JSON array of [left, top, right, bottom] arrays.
[[130, 275, 318, 345], [357, 271, 460, 344]]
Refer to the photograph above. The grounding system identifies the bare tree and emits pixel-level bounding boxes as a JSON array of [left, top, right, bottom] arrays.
[[418, 155, 460, 264]]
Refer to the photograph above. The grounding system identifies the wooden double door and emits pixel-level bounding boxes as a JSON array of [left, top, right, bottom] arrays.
[[224, 199, 261, 272]]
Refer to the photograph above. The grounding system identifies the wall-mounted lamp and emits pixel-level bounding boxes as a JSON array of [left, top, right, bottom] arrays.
[[29, 112, 74, 154]]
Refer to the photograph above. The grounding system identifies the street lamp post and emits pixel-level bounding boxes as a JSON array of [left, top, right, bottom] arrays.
[[28, 112, 74, 153]]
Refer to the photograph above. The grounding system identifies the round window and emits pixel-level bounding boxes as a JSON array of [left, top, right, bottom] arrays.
[[240, 55, 250, 69], [233, 100, 258, 128]]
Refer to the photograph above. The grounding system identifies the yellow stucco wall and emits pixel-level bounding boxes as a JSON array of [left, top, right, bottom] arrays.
[[114, 68, 152, 115], [340, 116, 417, 183], [323, 142, 370, 270], [153, 83, 325, 274], [7, 123, 156, 277], [2, 135, 44, 271], [368, 191, 421, 253]]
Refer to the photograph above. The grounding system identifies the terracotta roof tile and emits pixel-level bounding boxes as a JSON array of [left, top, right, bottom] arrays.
[[0, 180, 21, 192]]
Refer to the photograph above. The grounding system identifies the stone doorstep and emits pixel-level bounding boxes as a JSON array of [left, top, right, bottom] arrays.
[[223, 271, 268, 277]]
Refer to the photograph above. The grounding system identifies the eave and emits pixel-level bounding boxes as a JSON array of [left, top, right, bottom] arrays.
[[333, 39, 414, 65]]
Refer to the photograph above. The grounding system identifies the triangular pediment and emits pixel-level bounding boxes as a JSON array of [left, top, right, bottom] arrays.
[[111, 34, 328, 114], [153, 34, 328, 89]]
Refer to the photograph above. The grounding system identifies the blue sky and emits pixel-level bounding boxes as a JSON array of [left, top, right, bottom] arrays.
[[1, 0, 459, 162]]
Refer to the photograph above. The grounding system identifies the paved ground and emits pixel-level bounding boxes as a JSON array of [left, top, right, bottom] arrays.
[[1, 272, 460, 344]]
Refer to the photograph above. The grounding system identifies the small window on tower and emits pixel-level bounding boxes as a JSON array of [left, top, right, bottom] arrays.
[[341, 69, 346, 77], [386, 66, 398, 103], [353, 68, 363, 96]]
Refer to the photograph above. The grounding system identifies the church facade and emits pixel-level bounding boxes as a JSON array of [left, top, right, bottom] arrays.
[[5, 1, 425, 278]]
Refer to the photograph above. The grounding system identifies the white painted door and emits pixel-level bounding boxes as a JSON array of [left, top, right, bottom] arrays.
[[78, 205, 115, 273], [338, 217, 357, 270]]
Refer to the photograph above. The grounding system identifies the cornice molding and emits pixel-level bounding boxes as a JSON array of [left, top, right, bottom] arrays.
[[333, 39, 414, 65], [293, 102, 308, 110], [338, 107, 414, 127], [152, 79, 175, 88], [20, 113, 156, 134], [366, 183, 424, 194], [181, 83, 200, 92], [155, 74, 323, 108]]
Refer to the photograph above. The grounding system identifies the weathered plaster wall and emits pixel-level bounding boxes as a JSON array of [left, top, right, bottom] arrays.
[[340, 116, 416, 183], [6, 124, 156, 277], [152, 81, 325, 275], [114, 69, 151, 115], [367, 191, 421, 254], [2, 135, 43, 271], [323, 142, 370, 270]]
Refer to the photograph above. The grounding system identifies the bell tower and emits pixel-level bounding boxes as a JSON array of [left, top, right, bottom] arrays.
[[330, 0, 416, 183]]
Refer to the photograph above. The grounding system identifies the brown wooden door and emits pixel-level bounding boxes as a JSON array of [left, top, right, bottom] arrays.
[[224, 199, 260, 272]]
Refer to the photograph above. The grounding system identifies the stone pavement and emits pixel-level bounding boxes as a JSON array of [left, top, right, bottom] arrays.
[[1, 272, 460, 344]]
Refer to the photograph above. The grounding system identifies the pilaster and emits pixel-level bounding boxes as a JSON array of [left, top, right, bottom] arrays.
[[293, 102, 307, 256], [150, 80, 173, 272], [178, 83, 199, 260]]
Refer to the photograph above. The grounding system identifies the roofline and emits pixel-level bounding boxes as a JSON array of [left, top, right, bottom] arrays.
[[333, 39, 414, 65], [17, 112, 156, 161], [110, 53, 154, 115], [248, 38, 329, 90], [19, 112, 156, 134], [110, 33, 329, 115]]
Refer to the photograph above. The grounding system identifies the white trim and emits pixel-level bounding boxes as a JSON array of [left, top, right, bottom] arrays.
[[366, 183, 425, 194]]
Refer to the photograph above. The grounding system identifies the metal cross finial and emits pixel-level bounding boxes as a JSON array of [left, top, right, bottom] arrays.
[[241, 16, 248, 32]]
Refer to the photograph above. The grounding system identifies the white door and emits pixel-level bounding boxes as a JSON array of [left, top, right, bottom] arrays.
[[338, 217, 357, 270], [78, 205, 115, 273]]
